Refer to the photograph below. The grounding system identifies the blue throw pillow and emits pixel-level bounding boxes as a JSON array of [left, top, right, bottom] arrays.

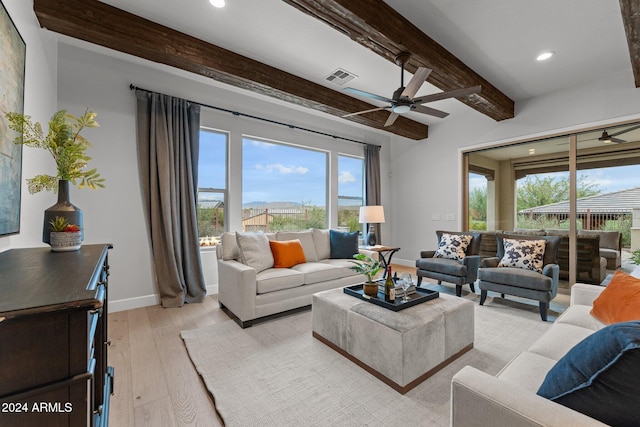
[[536, 321, 640, 426], [329, 230, 359, 259]]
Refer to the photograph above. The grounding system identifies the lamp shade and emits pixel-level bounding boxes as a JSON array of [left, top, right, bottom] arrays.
[[359, 205, 385, 224]]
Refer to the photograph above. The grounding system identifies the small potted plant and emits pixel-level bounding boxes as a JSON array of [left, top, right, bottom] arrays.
[[48, 216, 82, 252], [349, 253, 383, 296]]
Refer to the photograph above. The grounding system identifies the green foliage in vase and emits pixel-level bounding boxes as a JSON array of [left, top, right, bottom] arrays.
[[349, 253, 382, 283], [5, 109, 105, 194]]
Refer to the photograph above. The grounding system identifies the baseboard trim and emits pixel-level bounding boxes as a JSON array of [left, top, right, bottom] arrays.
[[109, 284, 219, 313]]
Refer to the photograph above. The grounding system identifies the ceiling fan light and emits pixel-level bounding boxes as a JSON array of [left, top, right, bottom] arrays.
[[392, 104, 411, 114], [536, 51, 555, 61]]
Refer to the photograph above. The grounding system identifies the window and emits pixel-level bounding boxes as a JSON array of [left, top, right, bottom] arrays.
[[197, 128, 228, 245], [338, 154, 364, 232], [242, 137, 327, 232]]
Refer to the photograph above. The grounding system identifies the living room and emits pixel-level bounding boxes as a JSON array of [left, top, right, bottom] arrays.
[[2, 0, 640, 426]]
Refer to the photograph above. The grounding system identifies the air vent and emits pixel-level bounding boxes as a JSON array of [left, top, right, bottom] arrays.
[[324, 68, 358, 86]]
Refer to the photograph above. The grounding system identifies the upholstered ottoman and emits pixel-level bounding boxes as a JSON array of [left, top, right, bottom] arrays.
[[312, 288, 474, 393]]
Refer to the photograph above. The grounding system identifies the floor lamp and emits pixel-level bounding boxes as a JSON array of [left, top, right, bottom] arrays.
[[359, 205, 385, 246]]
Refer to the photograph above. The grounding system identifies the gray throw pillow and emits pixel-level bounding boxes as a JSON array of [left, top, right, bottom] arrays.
[[235, 232, 274, 273]]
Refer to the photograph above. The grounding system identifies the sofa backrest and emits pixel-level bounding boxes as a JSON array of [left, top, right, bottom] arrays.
[[578, 230, 621, 250]]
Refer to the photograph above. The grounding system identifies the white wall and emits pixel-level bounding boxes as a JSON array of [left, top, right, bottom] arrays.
[[55, 41, 393, 311], [1, 0, 57, 252], [390, 68, 640, 265]]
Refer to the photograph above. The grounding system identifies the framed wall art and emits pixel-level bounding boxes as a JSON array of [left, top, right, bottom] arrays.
[[0, 0, 26, 236]]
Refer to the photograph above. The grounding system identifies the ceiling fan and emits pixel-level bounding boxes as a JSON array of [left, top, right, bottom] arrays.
[[595, 124, 640, 143], [342, 52, 481, 127]]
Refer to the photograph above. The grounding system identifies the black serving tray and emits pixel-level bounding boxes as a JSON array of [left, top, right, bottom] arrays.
[[343, 284, 439, 312]]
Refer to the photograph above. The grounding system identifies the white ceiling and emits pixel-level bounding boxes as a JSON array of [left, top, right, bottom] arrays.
[[95, 0, 633, 128]]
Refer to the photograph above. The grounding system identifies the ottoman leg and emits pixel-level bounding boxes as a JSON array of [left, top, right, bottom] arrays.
[[479, 290, 488, 305]]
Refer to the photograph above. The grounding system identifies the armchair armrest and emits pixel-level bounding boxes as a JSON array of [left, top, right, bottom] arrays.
[[217, 259, 258, 322], [480, 257, 500, 268], [451, 366, 607, 427], [463, 255, 481, 282], [419, 250, 436, 258]]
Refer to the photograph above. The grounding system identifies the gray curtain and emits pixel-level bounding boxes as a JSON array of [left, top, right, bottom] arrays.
[[135, 90, 206, 307], [364, 144, 382, 243]]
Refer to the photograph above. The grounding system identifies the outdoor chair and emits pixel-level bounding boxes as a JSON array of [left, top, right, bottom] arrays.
[[478, 233, 561, 321], [415, 230, 482, 297]]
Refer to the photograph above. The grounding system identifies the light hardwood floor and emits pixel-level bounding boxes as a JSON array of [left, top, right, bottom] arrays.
[[106, 263, 566, 426]]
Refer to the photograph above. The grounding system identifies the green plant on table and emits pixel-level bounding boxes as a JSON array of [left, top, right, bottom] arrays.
[[349, 253, 383, 283], [49, 216, 81, 233], [5, 109, 104, 194]]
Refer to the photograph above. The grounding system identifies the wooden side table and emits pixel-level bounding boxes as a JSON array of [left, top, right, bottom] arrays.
[[360, 245, 400, 277]]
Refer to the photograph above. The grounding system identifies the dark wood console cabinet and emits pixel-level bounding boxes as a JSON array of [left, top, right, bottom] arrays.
[[0, 244, 114, 426]]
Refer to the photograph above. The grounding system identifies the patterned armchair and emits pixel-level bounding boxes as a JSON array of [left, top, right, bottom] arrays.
[[478, 233, 561, 321], [415, 231, 482, 297]]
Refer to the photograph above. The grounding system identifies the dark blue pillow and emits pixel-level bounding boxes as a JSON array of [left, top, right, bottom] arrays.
[[536, 321, 640, 426], [329, 230, 359, 259]]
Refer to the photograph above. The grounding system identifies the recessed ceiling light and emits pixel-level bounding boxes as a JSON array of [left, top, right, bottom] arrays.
[[529, 148, 536, 155], [209, 0, 226, 8], [536, 51, 555, 61]]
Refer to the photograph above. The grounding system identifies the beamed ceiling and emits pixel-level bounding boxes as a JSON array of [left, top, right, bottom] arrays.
[[33, 0, 640, 141]]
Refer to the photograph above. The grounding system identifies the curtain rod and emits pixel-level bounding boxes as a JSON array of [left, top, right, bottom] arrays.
[[129, 84, 379, 147]]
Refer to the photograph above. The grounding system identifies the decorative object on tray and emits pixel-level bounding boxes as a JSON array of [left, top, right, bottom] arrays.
[[5, 109, 104, 243], [343, 283, 439, 312], [48, 216, 82, 252], [349, 253, 383, 296]]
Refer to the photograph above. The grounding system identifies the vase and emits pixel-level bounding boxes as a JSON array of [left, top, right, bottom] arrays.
[[363, 282, 378, 296], [43, 180, 84, 244], [49, 231, 82, 252]]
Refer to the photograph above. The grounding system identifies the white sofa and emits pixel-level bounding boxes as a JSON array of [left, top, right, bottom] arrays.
[[217, 229, 368, 328], [451, 283, 609, 426]]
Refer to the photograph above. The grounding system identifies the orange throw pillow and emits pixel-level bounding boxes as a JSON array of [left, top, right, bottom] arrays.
[[591, 270, 640, 324], [269, 239, 306, 268]]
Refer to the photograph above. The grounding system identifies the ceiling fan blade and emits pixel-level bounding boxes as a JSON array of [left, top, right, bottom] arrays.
[[610, 137, 626, 144], [412, 104, 449, 119], [384, 112, 400, 127], [400, 67, 432, 99], [413, 85, 482, 105], [608, 123, 640, 138], [342, 107, 388, 118], [343, 87, 392, 103]]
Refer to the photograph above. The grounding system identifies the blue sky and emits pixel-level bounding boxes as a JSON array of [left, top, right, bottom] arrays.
[[197, 131, 364, 206], [470, 164, 640, 195]]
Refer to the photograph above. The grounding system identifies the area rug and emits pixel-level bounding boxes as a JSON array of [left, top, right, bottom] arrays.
[[181, 294, 554, 426]]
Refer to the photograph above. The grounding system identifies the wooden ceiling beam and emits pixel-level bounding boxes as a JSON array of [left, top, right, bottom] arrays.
[[283, 0, 515, 121], [33, 0, 428, 140], [620, 0, 640, 87]]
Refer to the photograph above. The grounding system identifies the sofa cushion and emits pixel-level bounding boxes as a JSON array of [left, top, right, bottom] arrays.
[[578, 229, 620, 250], [276, 231, 318, 262], [434, 233, 472, 261], [497, 351, 558, 393], [256, 268, 305, 294], [329, 230, 359, 259], [319, 258, 360, 277], [269, 239, 306, 268], [313, 228, 331, 260], [478, 267, 552, 291], [498, 238, 546, 273], [536, 321, 640, 427], [236, 232, 274, 273], [416, 257, 467, 277], [591, 270, 640, 324], [220, 231, 239, 261], [291, 262, 343, 285]]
